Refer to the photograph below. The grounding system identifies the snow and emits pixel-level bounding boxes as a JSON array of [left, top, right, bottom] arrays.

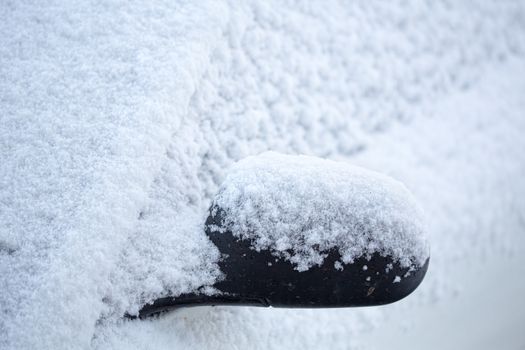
[[1, 0, 525, 349], [0, 1, 228, 347], [353, 57, 525, 349], [212, 152, 429, 271]]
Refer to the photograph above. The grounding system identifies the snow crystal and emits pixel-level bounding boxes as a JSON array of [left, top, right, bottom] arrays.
[[213, 152, 429, 271]]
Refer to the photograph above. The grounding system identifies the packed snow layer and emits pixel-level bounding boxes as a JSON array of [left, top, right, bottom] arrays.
[[0, 0, 228, 348], [212, 152, 429, 271], [1, 0, 525, 349]]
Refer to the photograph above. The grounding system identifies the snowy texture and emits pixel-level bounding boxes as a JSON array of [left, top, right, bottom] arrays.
[[213, 152, 429, 271], [0, 1, 228, 348], [1, 0, 525, 349]]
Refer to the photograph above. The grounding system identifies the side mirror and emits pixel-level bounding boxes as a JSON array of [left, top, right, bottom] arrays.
[[138, 153, 429, 318]]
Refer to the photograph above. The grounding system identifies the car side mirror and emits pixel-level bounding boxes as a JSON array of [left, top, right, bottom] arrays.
[[137, 153, 429, 318]]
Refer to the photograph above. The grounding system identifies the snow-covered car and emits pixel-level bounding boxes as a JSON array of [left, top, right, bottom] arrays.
[[2, 1, 525, 350]]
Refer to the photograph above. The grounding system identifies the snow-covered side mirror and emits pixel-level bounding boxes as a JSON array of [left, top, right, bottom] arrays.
[[138, 153, 429, 318]]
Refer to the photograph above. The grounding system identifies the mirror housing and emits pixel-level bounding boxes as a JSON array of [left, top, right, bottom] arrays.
[[206, 207, 429, 308], [136, 153, 429, 318], [137, 206, 428, 318]]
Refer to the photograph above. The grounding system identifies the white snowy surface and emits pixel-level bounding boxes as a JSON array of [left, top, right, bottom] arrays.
[[213, 152, 429, 271], [0, 1, 228, 347], [1, 1, 525, 349]]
